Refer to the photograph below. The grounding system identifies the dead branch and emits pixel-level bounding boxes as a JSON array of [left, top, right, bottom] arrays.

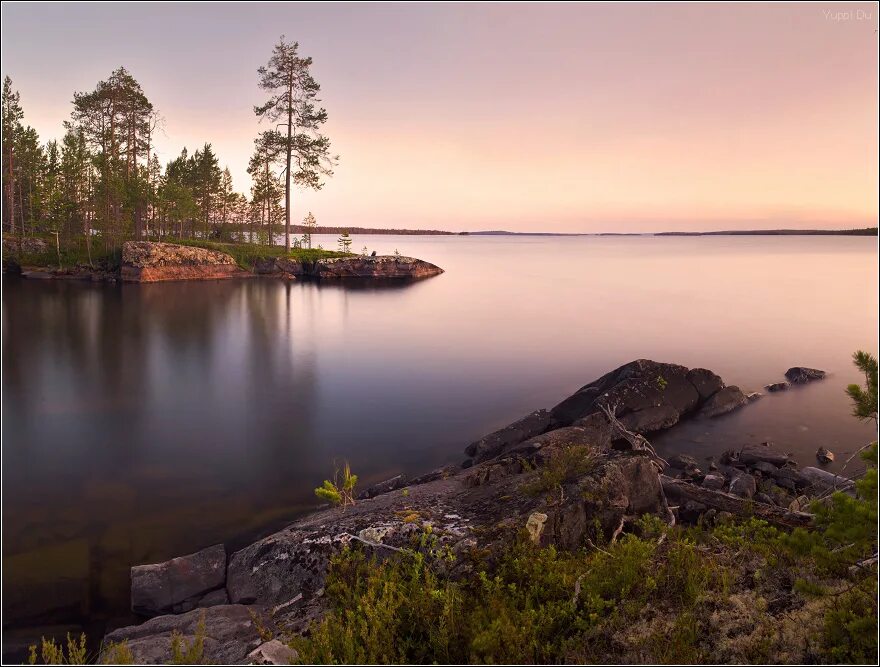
[[599, 403, 669, 469], [661, 475, 814, 529]]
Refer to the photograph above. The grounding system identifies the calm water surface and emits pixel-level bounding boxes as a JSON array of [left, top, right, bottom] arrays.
[[2, 234, 878, 644]]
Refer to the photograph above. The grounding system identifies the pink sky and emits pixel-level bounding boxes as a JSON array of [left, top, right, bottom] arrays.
[[1, 2, 877, 232]]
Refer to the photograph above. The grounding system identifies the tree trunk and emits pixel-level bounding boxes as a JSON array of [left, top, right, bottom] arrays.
[[6, 143, 15, 236], [284, 72, 294, 251]]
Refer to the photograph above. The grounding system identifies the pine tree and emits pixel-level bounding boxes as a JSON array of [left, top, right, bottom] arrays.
[[2, 76, 24, 235], [847, 351, 878, 423], [301, 211, 317, 249], [337, 230, 352, 253], [255, 36, 337, 251]]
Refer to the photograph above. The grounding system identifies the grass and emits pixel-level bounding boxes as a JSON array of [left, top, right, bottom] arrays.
[[171, 237, 347, 269]]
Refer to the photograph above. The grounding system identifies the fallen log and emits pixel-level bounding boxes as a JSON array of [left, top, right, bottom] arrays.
[[660, 476, 814, 529]]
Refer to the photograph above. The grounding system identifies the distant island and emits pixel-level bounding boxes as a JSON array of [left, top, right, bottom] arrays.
[[294, 225, 454, 235], [461, 227, 878, 237]]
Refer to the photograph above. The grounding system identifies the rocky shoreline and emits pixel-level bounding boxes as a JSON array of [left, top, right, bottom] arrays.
[[98, 359, 850, 664], [3, 240, 445, 283]]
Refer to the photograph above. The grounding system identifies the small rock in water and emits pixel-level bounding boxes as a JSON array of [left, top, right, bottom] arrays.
[[746, 392, 762, 402], [765, 381, 790, 392], [785, 367, 826, 384], [816, 447, 834, 464]]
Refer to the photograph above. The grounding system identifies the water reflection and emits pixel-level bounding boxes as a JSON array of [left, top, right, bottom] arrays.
[[2, 234, 877, 640]]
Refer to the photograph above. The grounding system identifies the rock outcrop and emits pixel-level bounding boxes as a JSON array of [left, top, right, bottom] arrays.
[[467, 360, 744, 466], [311, 255, 443, 280], [100, 359, 842, 663], [120, 242, 242, 283], [2, 236, 49, 254], [130, 544, 227, 616]]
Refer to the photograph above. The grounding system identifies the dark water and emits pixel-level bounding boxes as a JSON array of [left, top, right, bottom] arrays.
[[2, 234, 877, 646]]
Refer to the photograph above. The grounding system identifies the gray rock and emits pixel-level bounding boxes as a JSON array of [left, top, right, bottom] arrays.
[[749, 460, 781, 476], [785, 367, 826, 384], [131, 544, 226, 617], [687, 367, 725, 400], [464, 409, 552, 463], [730, 473, 757, 499], [619, 404, 679, 433], [668, 454, 699, 470], [570, 412, 614, 449], [702, 474, 726, 490], [101, 605, 267, 664], [197, 588, 230, 608], [765, 381, 791, 392], [746, 392, 762, 402], [549, 360, 702, 427], [359, 474, 407, 500], [754, 492, 776, 506], [738, 444, 790, 467], [697, 386, 748, 418], [247, 639, 299, 665]]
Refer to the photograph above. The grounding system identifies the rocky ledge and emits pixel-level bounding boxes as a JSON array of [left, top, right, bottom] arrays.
[[120, 242, 244, 283], [252, 254, 444, 281], [101, 359, 843, 664]]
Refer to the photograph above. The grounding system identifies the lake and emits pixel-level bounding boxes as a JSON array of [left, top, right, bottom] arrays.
[[2, 234, 877, 646]]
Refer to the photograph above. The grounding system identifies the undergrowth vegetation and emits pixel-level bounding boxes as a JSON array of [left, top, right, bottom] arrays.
[[2, 232, 346, 272], [291, 446, 878, 664]]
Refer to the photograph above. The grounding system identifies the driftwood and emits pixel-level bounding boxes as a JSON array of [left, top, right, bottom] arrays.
[[600, 404, 669, 469], [661, 476, 814, 529]]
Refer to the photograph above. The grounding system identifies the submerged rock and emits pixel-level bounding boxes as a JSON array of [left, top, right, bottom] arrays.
[[131, 544, 226, 616], [765, 381, 790, 392], [784, 367, 826, 384]]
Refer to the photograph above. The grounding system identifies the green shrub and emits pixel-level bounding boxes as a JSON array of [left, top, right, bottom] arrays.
[[314, 461, 358, 507]]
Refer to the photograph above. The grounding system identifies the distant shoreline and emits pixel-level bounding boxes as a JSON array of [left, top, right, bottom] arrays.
[[302, 226, 878, 237], [461, 227, 878, 237]]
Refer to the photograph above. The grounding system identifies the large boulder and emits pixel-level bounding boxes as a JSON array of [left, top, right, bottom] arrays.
[[101, 605, 268, 664], [312, 255, 443, 280], [121, 242, 241, 282], [784, 367, 826, 384], [131, 544, 226, 616], [549, 360, 720, 428]]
